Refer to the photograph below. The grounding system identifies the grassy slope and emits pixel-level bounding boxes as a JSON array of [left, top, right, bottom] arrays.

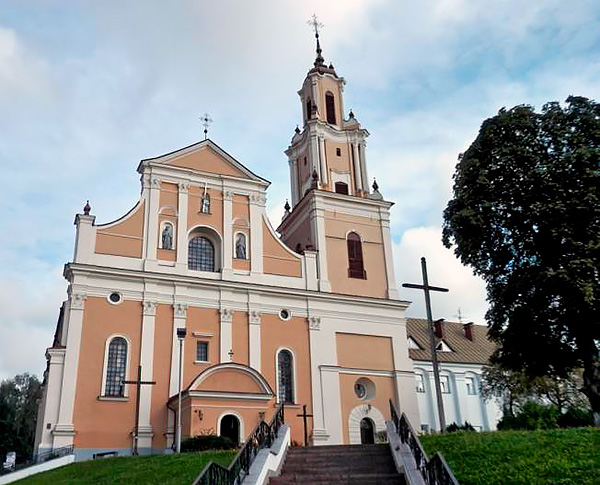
[[420, 427, 600, 485], [14, 450, 236, 485]]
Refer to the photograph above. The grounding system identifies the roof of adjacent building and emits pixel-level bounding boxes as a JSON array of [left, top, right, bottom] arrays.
[[406, 318, 497, 365]]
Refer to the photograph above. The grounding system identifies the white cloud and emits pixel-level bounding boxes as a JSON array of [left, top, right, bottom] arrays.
[[394, 226, 488, 324]]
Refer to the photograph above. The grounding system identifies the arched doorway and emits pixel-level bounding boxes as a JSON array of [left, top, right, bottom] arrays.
[[220, 414, 240, 444], [360, 417, 375, 444]]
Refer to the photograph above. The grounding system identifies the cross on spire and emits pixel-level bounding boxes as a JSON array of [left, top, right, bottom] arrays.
[[307, 14, 325, 67], [200, 113, 213, 140]]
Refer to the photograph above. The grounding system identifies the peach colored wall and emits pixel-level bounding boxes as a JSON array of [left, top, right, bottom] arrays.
[[73, 297, 142, 448], [159, 182, 179, 209], [260, 313, 312, 445], [297, 151, 311, 193], [95, 202, 145, 258], [325, 211, 388, 298], [232, 194, 249, 221], [232, 311, 249, 365], [318, 76, 344, 126], [280, 216, 312, 255], [232, 258, 250, 271], [151, 304, 174, 449], [262, 219, 302, 277], [188, 187, 223, 236], [197, 369, 262, 393], [169, 146, 248, 178], [182, 396, 275, 440], [157, 248, 176, 262], [336, 333, 394, 371], [184, 307, 220, 388], [339, 373, 395, 444]]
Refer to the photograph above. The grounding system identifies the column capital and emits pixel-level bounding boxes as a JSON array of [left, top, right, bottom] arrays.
[[173, 302, 187, 318], [223, 190, 233, 201], [249, 310, 262, 325], [309, 316, 321, 331], [151, 177, 161, 189], [220, 308, 234, 323], [250, 193, 266, 206], [70, 292, 86, 310], [143, 300, 157, 316], [178, 182, 190, 192]]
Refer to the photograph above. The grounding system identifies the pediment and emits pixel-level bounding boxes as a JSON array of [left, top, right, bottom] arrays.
[[138, 140, 269, 185]]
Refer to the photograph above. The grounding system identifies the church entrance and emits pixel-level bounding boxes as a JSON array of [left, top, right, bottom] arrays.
[[220, 414, 240, 444], [360, 418, 375, 444]]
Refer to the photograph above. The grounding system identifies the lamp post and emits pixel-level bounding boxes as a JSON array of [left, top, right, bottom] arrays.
[[176, 327, 187, 453]]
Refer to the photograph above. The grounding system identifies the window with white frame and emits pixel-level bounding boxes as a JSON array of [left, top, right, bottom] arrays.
[[196, 341, 209, 362], [277, 349, 294, 403], [465, 376, 478, 395], [415, 374, 425, 393], [104, 337, 128, 397], [440, 375, 451, 394]]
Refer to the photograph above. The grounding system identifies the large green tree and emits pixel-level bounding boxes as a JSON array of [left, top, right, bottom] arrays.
[[442, 96, 600, 424], [0, 373, 42, 462]]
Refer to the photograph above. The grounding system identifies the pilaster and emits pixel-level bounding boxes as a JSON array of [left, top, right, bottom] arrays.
[[318, 135, 328, 185], [37, 348, 66, 452], [380, 213, 399, 300], [145, 177, 161, 262], [222, 190, 233, 277], [53, 293, 86, 448], [73, 214, 96, 264], [289, 159, 299, 206], [248, 310, 262, 372], [219, 308, 233, 363], [359, 142, 369, 193], [169, 302, 187, 397], [352, 143, 362, 193], [176, 182, 189, 271], [249, 195, 264, 276], [138, 300, 157, 449]]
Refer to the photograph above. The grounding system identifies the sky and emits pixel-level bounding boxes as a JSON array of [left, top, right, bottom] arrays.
[[1, 0, 599, 381]]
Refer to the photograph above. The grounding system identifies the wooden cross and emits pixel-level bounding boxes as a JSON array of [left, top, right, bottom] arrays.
[[402, 257, 449, 432], [296, 404, 313, 447], [123, 365, 156, 455]]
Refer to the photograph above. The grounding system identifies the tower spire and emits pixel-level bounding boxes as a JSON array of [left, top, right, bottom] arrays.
[[307, 14, 325, 68]]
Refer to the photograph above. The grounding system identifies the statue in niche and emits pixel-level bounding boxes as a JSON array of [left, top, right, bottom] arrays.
[[235, 233, 247, 259], [200, 193, 211, 214], [161, 224, 173, 250]]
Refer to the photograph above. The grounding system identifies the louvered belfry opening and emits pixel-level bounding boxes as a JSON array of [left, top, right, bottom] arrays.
[[347, 232, 366, 279]]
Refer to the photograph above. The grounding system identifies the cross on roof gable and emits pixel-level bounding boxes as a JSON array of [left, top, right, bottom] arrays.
[[137, 139, 270, 186]]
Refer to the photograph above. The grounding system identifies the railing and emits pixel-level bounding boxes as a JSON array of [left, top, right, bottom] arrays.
[[192, 403, 284, 485], [1, 445, 74, 475], [389, 400, 459, 485]]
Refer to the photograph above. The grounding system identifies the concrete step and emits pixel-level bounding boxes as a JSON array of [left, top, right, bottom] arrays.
[[269, 472, 406, 485], [287, 444, 388, 455]]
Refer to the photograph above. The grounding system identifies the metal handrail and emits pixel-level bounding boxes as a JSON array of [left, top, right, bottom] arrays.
[[1, 445, 74, 475], [192, 403, 284, 485], [389, 400, 459, 485]]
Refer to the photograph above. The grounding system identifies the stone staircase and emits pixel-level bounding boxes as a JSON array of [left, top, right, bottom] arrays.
[[269, 444, 406, 484]]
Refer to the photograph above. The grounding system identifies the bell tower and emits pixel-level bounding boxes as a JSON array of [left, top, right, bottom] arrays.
[[278, 21, 399, 300]]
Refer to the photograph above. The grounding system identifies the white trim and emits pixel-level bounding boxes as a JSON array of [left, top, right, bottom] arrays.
[[195, 340, 210, 363], [278, 309, 292, 321], [100, 334, 132, 398], [187, 225, 222, 272], [106, 292, 123, 306], [348, 404, 386, 444], [233, 231, 248, 260], [217, 411, 245, 444], [275, 347, 297, 405]]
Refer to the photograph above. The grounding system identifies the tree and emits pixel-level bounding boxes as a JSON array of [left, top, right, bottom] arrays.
[[442, 96, 600, 424], [0, 373, 42, 462]]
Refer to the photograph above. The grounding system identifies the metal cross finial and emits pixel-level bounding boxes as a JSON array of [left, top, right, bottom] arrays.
[[307, 14, 323, 37], [228, 349, 234, 361], [200, 113, 213, 140]]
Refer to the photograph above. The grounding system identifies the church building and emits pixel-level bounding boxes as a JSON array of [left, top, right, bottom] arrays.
[[34, 32, 498, 461]]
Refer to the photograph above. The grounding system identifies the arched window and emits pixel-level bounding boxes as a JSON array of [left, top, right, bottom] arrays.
[[306, 98, 312, 120], [104, 337, 128, 397], [326, 92, 336, 124], [277, 350, 294, 403], [335, 182, 349, 195], [188, 236, 215, 271], [347, 232, 366, 279]]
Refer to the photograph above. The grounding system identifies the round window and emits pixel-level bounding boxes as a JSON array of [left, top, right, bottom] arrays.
[[354, 378, 375, 400], [108, 292, 122, 305], [279, 309, 291, 321]]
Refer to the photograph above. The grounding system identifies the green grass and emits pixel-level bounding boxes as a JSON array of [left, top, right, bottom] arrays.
[[420, 427, 600, 485], [14, 449, 237, 485]]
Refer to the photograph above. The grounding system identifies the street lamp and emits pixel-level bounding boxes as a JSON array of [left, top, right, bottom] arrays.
[[176, 327, 187, 453]]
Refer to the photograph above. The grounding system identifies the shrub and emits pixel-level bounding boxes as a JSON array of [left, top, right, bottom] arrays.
[[446, 422, 476, 433], [557, 407, 594, 428], [180, 435, 235, 453], [497, 401, 559, 430]]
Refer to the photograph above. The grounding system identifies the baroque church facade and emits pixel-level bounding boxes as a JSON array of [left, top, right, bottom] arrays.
[[34, 37, 499, 461]]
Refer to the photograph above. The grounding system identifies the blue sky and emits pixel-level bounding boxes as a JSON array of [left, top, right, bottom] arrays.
[[1, 0, 599, 380]]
